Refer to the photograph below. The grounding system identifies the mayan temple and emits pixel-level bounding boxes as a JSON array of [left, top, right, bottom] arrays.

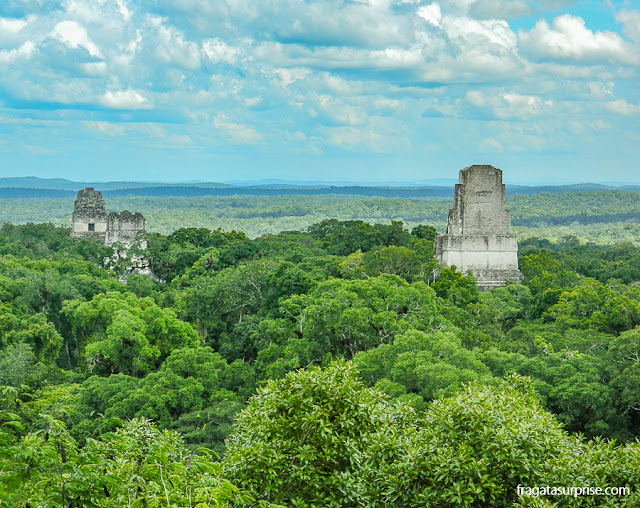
[[70, 187, 108, 241], [434, 165, 522, 289], [70, 187, 146, 247]]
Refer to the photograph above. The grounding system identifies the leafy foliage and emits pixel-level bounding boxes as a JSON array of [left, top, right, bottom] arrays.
[[4, 213, 640, 506]]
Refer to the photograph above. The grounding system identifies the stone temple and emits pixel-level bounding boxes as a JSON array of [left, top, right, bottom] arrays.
[[71, 188, 145, 247], [434, 165, 522, 289]]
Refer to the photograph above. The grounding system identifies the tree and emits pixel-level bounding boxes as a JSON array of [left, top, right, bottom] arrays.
[[366, 377, 577, 507], [308, 219, 411, 255], [279, 274, 442, 359], [411, 224, 437, 242], [519, 249, 580, 317], [544, 278, 640, 335], [223, 360, 415, 507], [432, 266, 479, 307], [0, 343, 44, 387], [62, 291, 200, 375], [70, 347, 249, 452], [353, 329, 498, 405], [177, 259, 313, 354], [363, 245, 424, 281], [609, 326, 640, 426], [1, 413, 274, 507]]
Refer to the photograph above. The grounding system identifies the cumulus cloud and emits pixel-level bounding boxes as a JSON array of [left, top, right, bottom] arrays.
[[202, 38, 243, 65], [271, 67, 312, 88], [0, 41, 36, 63], [152, 20, 200, 70], [469, 0, 533, 20], [587, 81, 614, 100], [115, 0, 132, 21], [518, 14, 638, 64], [253, 0, 411, 49], [214, 114, 263, 143], [466, 90, 552, 119], [605, 99, 640, 116], [444, 16, 517, 54], [417, 3, 442, 27], [535, 0, 578, 8], [253, 42, 428, 75], [100, 89, 152, 109], [616, 9, 640, 43], [326, 126, 390, 152], [0, 0, 638, 169], [0, 17, 28, 48], [51, 20, 102, 58], [480, 137, 504, 151], [84, 120, 126, 135]]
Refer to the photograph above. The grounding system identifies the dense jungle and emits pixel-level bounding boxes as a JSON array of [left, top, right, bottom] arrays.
[[2, 188, 640, 506]]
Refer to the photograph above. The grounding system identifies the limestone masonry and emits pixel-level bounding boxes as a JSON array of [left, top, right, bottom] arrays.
[[434, 165, 522, 289], [71, 188, 145, 247]]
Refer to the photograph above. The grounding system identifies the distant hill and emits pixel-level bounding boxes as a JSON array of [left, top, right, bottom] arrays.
[[0, 188, 75, 198], [0, 177, 233, 191], [0, 177, 637, 199]]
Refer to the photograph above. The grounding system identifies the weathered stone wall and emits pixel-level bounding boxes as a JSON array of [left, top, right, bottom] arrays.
[[70, 187, 108, 240], [435, 165, 521, 289], [446, 165, 511, 236], [435, 235, 519, 269], [71, 188, 146, 248], [105, 211, 146, 246]]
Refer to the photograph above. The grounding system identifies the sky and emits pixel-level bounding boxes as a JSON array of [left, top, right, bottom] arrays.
[[0, 0, 639, 184]]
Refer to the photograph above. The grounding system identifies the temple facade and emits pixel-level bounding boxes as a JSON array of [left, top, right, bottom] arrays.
[[71, 188, 145, 247], [434, 165, 522, 289]]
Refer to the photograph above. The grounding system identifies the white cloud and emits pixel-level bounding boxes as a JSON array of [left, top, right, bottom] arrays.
[[202, 38, 243, 65], [605, 99, 640, 115], [62, 0, 106, 23], [51, 20, 103, 58], [469, 0, 533, 20], [127, 29, 142, 53], [0, 17, 28, 47], [322, 74, 362, 95], [587, 81, 614, 99], [374, 97, 404, 111], [616, 9, 640, 43], [214, 114, 263, 143], [535, 0, 578, 8], [153, 23, 200, 70], [0, 41, 36, 63], [115, 0, 132, 21], [518, 14, 638, 64], [480, 137, 504, 151], [253, 0, 409, 49], [316, 94, 365, 125], [244, 97, 261, 107], [80, 61, 107, 76], [0, 0, 639, 177], [466, 90, 552, 119], [502, 93, 553, 115], [444, 16, 517, 61], [84, 120, 126, 135], [326, 126, 390, 152], [271, 67, 312, 87], [417, 3, 442, 27], [100, 89, 152, 109], [253, 42, 426, 75]]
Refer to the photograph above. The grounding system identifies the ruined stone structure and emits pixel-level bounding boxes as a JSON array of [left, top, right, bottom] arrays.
[[71, 188, 145, 247], [105, 211, 146, 246], [70, 188, 108, 241], [434, 165, 522, 289]]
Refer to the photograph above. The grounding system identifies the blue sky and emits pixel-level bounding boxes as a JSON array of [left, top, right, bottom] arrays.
[[0, 0, 639, 184]]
